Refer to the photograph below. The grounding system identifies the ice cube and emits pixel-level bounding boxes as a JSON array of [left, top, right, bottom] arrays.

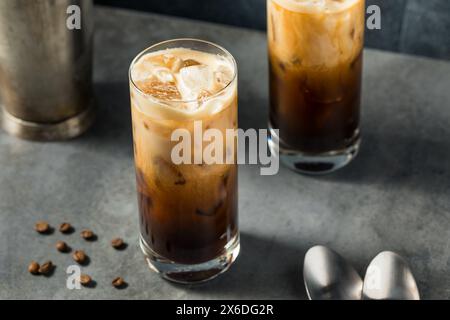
[[136, 79, 181, 100], [163, 54, 183, 72], [153, 66, 175, 83], [195, 176, 227, 217], [153, 156, 186, 187], [195, 199, 224, 217], [198, 89, 212, 100], [182, 59, 201, 68], [132, 57, 162, 82], [177, 65, 215, 100], [214, 65, 233, 89], [135, 169, 150, 195], [131, 67, 153, 82]]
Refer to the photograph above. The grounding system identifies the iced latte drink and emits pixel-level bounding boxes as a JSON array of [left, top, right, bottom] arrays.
[[129, 39, 239, 283], [268, 0, 365, 174]]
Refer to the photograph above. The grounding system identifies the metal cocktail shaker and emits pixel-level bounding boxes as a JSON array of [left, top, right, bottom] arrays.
[[0, 0, 95, 140]]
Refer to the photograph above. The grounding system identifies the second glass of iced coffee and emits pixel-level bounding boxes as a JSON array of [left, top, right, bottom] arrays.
[[268, 0, 365, 174], [129, 39, 239, 283]]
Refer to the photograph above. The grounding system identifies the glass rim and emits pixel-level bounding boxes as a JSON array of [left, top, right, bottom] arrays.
[[129, 38, 238, 105]]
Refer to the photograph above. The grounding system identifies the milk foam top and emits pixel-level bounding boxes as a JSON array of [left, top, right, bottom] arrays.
[[271, 0, 361, 13], [130, 48, 237, 120]]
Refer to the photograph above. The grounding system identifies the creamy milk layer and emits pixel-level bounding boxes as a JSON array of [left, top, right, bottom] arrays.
[[130, 48, 236, 120], [271, 0, 361, 13]]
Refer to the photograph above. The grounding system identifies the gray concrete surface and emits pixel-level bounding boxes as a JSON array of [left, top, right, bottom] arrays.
[[0, 7, 449, 300]]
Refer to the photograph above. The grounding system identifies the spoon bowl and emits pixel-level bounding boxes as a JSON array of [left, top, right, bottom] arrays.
[[303, 245, 363, 300], [363, 251, 420, 300]]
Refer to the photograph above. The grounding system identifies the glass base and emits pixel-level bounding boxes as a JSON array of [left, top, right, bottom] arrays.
[[269, 127, 360, 175], [139, 234, 240, 284]]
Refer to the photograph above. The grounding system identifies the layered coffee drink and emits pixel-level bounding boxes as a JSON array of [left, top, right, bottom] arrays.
[[129, 40, 239, 283], [268, 0, 365, 174]]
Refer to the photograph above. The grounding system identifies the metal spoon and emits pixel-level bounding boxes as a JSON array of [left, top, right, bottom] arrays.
[[363, 251, 420, 300], [303, 245, 363, 300]]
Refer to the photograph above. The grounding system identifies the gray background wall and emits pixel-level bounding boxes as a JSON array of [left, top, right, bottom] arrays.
[[95, 0, 450, 60]]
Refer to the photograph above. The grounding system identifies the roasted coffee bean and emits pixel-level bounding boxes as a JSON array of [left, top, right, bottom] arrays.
[[59, 222, 73, 234], [39, 261, 53, 275], [112, 277, 126, 288], [80, 274, 92, 286], [73, 250, 87, 264], [56, 240, 69, 253], [111, 238, 125, 249], [28, 261, 40, 275], [35, 221, 50, 234], [80, 229, 95, 240]]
